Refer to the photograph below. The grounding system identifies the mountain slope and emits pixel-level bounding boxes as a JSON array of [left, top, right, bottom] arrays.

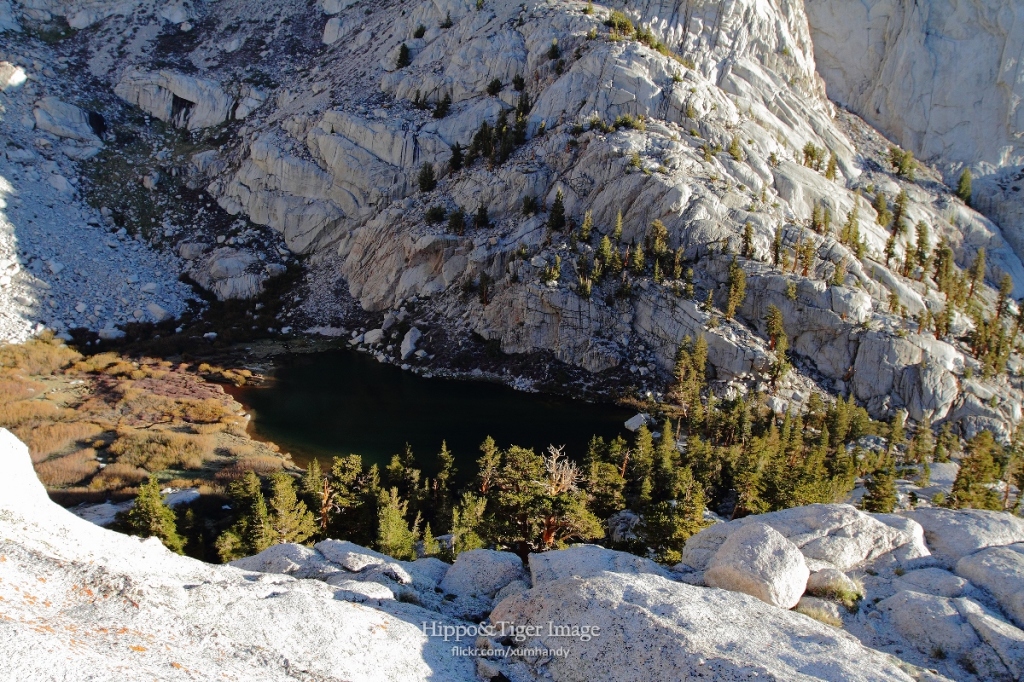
[[1, 0, 1023, 436]]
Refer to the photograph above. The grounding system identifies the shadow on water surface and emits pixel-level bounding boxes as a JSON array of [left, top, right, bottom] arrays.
[[229, 349, 634, 479]]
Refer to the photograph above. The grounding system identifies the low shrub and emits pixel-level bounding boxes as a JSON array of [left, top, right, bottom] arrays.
[[19, 420, 104, 461], [107, 428, 214, 471], [36, 448, 100, 487], [0, 336, 81, 375]]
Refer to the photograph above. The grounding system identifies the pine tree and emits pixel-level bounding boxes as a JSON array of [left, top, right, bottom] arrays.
[[969, 248, 986, 297], [268, 473, 317, 545], [421, 523, 441, 557], [612, 210, 623, 241], [548, 190, 566, 230], [433, 93, 451, 119], [725, 257, 746, 319], [325, 454, 379, 546], [772, 225, 783, 267], [449, 142, 464, 171], [907, 415, 935, 465], [477, 436, 501, 493], [831, 259, 846, 286], [861, 458, 897, 513], [397, 43, 412, 68], [800, 239, 815, 276], [432, 441, 457, 532], [376, 487, 419, 560], [888, 410, 906, 454], [630, 242, 645, 274], [811, 203, 825, 233], [765, 304, 790, 381], [449, 492, 486, 558], [121, 475, 185, 554], [905, 217, 923, 259], [597, 235, 614, 268], [448, 208, 465, 235], [475, 203, 489, 229], [996, 274, 1014, 318], [649, 219, 669, 258], [884, 233, 897, 267], [217, 471, 273, 562], [825, 151, 838, 180], [948, 430, 1002, 510], [956, 168, 972, 205], [873, 192, 891, 227], [742, 222, 754, 258], [482, 444, 547, 559], [418, 163, 437, 192], [301, 457, 324, 511], [642, 464, 709, 564], [580, 210, 593, 241]]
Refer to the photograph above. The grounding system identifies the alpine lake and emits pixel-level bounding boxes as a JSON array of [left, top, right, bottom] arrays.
[[228, 349, 635, 482]]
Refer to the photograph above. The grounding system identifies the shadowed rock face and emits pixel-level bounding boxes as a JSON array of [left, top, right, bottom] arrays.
[[804, 0, 1024, 172], [804, 0, 1024, 261]]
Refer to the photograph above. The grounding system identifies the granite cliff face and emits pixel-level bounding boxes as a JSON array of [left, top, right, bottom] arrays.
[[2, 0, 1024, 435], [804, 0, 1024, 260]]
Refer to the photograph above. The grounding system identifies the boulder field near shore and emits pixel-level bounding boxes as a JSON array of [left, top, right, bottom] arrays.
[[3, 427, 1024, 681]]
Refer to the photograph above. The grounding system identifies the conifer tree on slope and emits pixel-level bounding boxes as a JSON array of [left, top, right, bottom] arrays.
[[121, 474, 185, 554], [216, 471, 273, 562], [268, 473, 317, 545]]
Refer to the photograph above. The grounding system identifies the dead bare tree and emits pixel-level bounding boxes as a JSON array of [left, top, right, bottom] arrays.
[[543, 444, 581, 495]]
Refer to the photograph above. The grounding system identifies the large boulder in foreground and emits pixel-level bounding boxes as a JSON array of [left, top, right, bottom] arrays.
[[490, 572, 917, 681], [439, 548, 524, 599], [704, 522, 809, 608]]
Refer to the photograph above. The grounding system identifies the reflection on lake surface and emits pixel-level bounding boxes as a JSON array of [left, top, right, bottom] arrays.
[[230, 350, 634, 478]]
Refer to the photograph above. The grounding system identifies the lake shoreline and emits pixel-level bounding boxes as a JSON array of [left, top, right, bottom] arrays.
[[223, 345, 637, 481]]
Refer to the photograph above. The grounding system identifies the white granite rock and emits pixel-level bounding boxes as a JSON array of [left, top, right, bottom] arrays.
[[904, 508, 1024, 567], [956, 545, 1024, 629], [439, 548, 524, 598], [491, 572, 917, 681], [33, 97, 99, 143], [704, 522, 809, 609], [530, 543, 671, 585]]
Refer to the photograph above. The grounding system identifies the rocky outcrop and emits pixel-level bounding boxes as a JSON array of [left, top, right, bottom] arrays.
[[904, 508, 1024, 567], [114, 69, 263, 130], [956, 546, 1024, 629], [438, 548, 525, 598], [490, 572, 917, 682], [804, 0, 1024, 261], [186, 247, 266, 300], [528, 543, 671, 584], [32, 96, 100, 142], [8, 0, 156, 29], [680, 504, 923, 574]]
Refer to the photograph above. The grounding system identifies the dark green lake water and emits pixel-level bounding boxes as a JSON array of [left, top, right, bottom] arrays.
[[229, 350, 633, 480]]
